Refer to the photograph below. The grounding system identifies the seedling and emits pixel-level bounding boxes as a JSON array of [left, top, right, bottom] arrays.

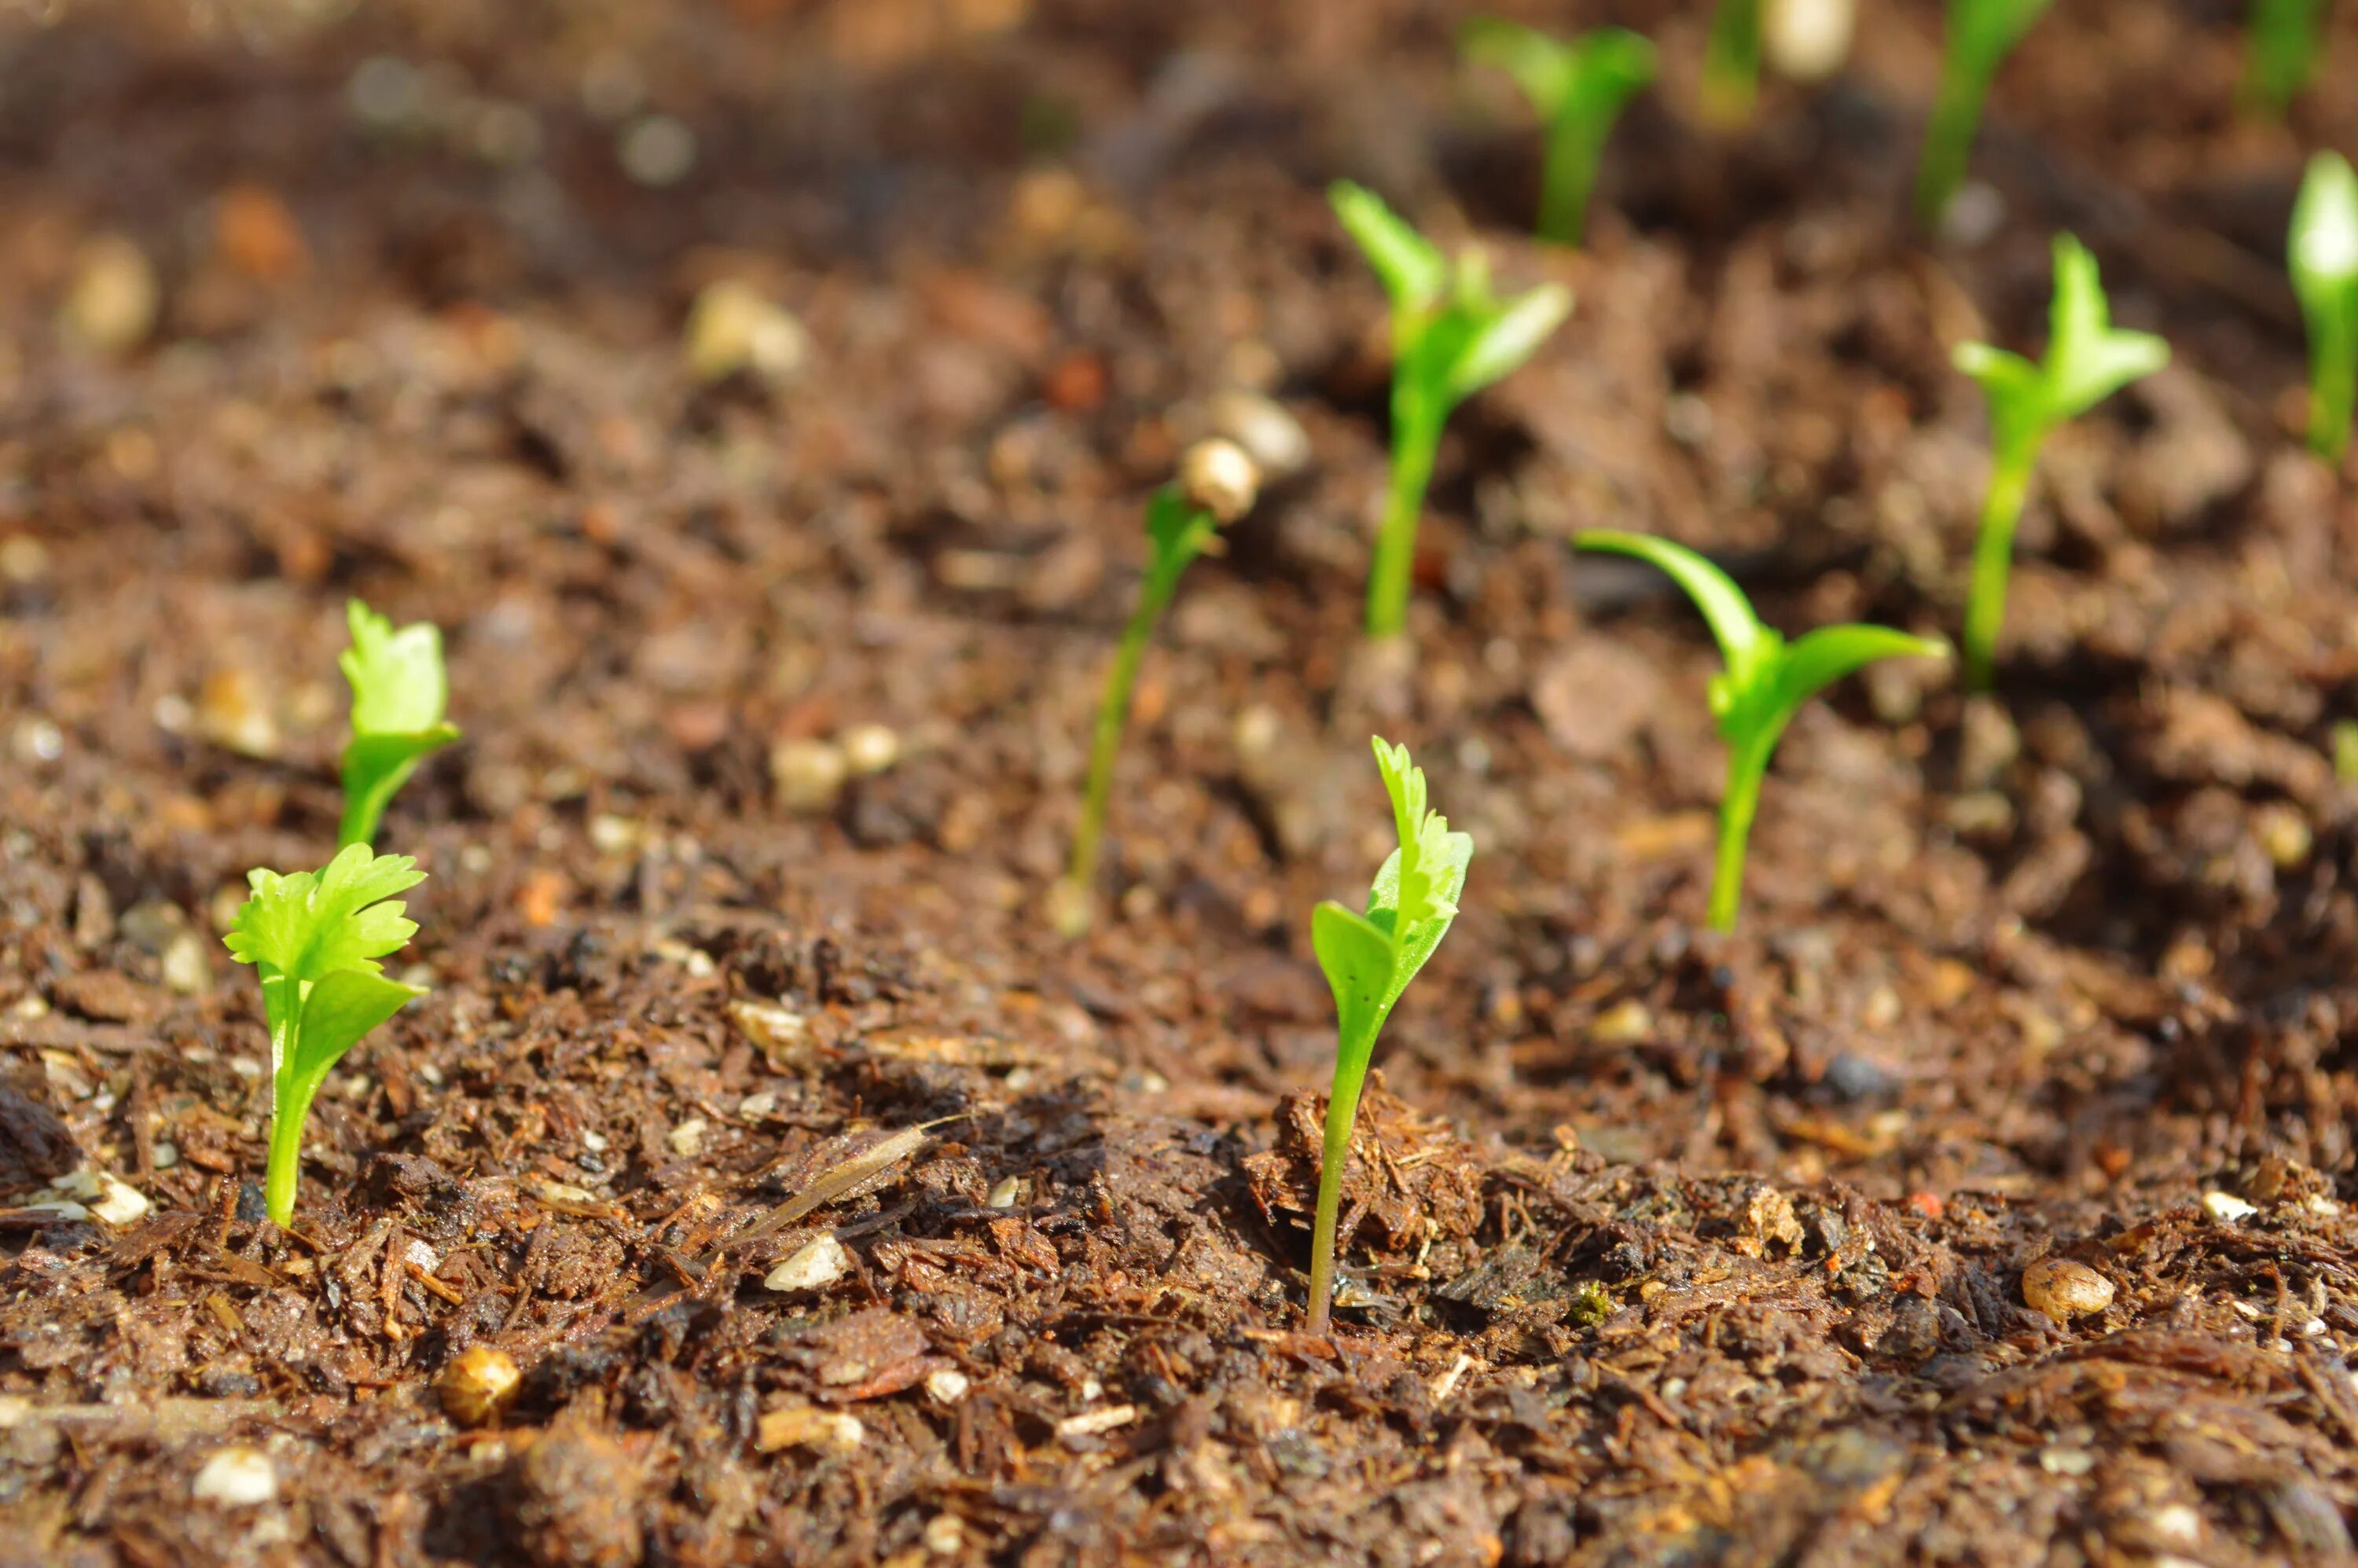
[[338, 599, 459, 849], [1954, 234, 2169, 689], [1701, 0, 1763, 125], [2244, 0, 2327, 117], [1461, 19, 1658, 246], [1574, 531, 1948, 932], [1914, 0, 2051, 227], [1331, 182, 1570, 640], [1305, 738, 1472, 1335], [2291, 151, 2358, 463], [1054, 443, 1257, 936], [222, 845, 428, 1227]]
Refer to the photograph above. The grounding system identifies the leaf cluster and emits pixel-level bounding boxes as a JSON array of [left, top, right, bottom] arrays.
[[1463, 19, 1655, 126], [1952, 235, 2169, 459], [339, 599, 461, 850]]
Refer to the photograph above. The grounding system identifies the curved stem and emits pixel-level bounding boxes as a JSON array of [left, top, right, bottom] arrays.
[[2309, 312, 2356, 463], [1304, 1062, 1371, 1337], [1536, 116, 1599, 248], [1708, 729, 1773, 933], [1063, 564, 1188, 928], [1365, 402, 1440, 640], [1963, 447, 2035, 692]]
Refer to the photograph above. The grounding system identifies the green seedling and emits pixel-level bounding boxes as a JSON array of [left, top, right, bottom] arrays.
[[2244, 0, 2328, 116], [1954, 234, 2169, 689], [1462, 19, 1658, 246], [1574, 531, 1948, 932], [1915, 0, 2051, 227], [223, 844, 428, 1228], [2336, 719, 2358, 784], [338, 600, 460, 850], [1306, 738, 1471, 1335], [1056, 457, 1247, 936], [1331, 182, 1571, 641], [2292, 151, 2358, 463], [1701, 0, 1763, 125]]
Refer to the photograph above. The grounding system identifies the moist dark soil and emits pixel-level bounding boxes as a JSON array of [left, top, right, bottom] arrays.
[[6, 2, 2358, 1564]]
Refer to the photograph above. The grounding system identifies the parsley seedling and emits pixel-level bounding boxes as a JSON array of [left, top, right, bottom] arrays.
[[1702, 0, 1763, 125], [1915, 0, 2051, 227], [1054, 443, 1258, 937], [223, 845, 428, 1228], [1574, 531, 1948, 932], [338, 600, 460, 850], [1954, 234, 2168, 689], [2245, 0, 2327, 117], [2292, 151, 2358, 464], [1331, 182, 1570, 641], [1462, 19, 1657, 247], [1306, 737, 1472, 1335]]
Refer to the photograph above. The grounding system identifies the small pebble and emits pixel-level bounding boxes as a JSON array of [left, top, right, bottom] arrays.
[[2022, 1256, 2114, 1320], [439, 1346, 522, 1428], [924, 1514, 964, 1555], [683, 279, 807, 387], [729, 1001, 810, 1067], [841, 724, 901, 776], [2202, 1191, 2259, 1224], [192, 1446, 277, 1507], [769, 738, 848, 814], [61, 235, 159, 356], [667, 1117, 707, 1158], [755, 1405, 863, 1455], [763, 1236, 850, 1294], [619, 113, 696, 186], [925, 1368, 971, 1405], [1588, 999, 1653, 1047]]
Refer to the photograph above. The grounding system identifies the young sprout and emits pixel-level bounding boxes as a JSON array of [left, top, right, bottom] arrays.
[[1330, 182, 1571, 641], [1574, 531, 1948, 933], [1461, 19, 1658, 247], [2244, 0, 2327, 117], [1914, 0, 2051, 228], [1701, 0, 1763, 125], [1306, 738, 1472, 1335], [2291, 151, 2358, 464], [338, 600, 460, 850], [1954, 234, 2169, 689], [222, 844, 428, 1228], [1053, 440, 1260, 936]]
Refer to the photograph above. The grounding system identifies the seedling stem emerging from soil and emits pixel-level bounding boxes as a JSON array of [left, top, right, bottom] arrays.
[[2292, 152, 2358, 463], [1331, 182, 1570, 641], [1954, 234, 2168, 689], [1306, 738, 1472, 1335], [223, 844, 428, 1228], [1702, 0, 1762, 125], [1915, 0, 2051, 227], [2245, 0, 2327, 116], [338, 600, 460, 850], [1462, 19, 1657, 247], [1574, 531, 1948, 932]]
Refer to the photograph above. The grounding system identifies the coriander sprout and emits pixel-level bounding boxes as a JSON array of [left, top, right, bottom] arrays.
[[2291, 151, 2358, 463], [1574, 531, 1948, 932], [1330, 181, 1571, 641], [1462, 19, 1658, 247], [223, 844, 429, 1227], [2245, 0, 2327, 117], [1054, 442, 1260, 936], [1954, 234, 2169, 689], [1915, 0, 2051, 228], [338, 599, 460, 849], [1306, 737, 1471, 1335], [1702, 0, 1764, 125]]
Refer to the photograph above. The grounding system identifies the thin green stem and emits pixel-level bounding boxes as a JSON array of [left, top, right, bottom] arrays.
[[1701, 0, 1762, 126], [1963, 446, 2036, 692], [1304, 1059, 1371, 1337], [2244, 0, 2322, 116], [1063, 577, 1181, 913], [1708, 729, 1772, 933], [337, 769, 388, 851], [1915, 63, 1993, 227], [264, 1071, 319, 1228], [2310, 312, 2356, 462], [1366, 402, 1440, 639], [1536, 116, 1600, 248]]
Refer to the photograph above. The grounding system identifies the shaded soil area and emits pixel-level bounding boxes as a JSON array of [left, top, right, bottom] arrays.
[[6, 1, 2358, 1563]]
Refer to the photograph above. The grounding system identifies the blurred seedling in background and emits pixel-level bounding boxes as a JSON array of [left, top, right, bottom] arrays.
[[1306, 738, 1471, 1335], [1701, 0, 1763, 125], [1954, 235, 2168, 689], [2335, 719, 2358, 784], [1052, 440, 1260, 937], [223, 845, 428, 1228], [1461, 19, 1657, 247], [1915, 0, 2051, 228], [2244, 0, 2328, 117], [339, 600, 460, 850], [1330, 182, 1570, 641], [2291, 151, 2358, 464], [1574, 531, 1948, 933]]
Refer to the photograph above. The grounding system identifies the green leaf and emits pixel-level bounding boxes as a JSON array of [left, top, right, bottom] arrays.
[[223, 843, 424, 983], [1366, 737, 1472, 1015], [1772, 626, 1951, 716], [1573, 531, 1772, 684], [341, 600, 451, 738], [1952, 0, 2052, 73], [2291, 151, 2358, 310], [1330, 181, 1446, 312], [1461, 17, 1574, 116], [290, 968, 425, 1094], [1311, 900, 1398, 1072], [2042, 234, 2169, 419], [1577, 28, 1659, 100], [1442, 283, 1573, 403]]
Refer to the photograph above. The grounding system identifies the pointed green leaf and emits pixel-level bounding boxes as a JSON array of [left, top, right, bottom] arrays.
[[2043, 234, 2169, 418], [1771, 626, 1951, 717], [290, 968, 425, 1092], [1330, 181, 1446, 311], [1462, 17, 1574, 116], [1575, 28, 1658, 102], [1574, 531, 1772, 680], [222, 843, 424, 982], [1442, 283, 1573, 403], [1312, 900, 1398, 1074], [342, 600, 452, 738]]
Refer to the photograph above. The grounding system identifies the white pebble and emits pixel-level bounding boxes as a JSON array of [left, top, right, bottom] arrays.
[[2202, 1191, 2258, 1224], [667, 1117, 707, 1159], [193, 1446, 277, 1506], [925, 1368, 971, 1405], [763, 1236, 850, 1294]]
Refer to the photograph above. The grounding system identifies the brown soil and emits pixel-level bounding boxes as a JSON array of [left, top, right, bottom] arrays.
[[6, 2, 2358, 1564]]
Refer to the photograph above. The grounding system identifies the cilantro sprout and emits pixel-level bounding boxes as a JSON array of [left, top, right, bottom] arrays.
[[338, 600, 460, 850]]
